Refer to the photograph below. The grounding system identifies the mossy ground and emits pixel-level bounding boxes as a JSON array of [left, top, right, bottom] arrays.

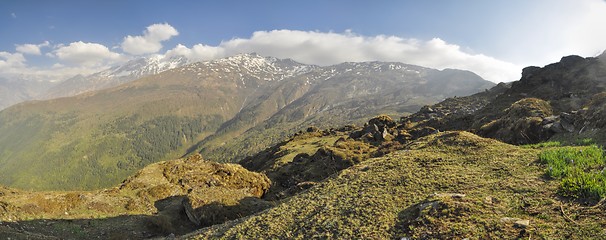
[[0, 154, 271, 239], [186, 132, 606, 239]]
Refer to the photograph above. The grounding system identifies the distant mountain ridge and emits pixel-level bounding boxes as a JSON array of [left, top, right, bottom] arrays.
[[43, 55, 189, 99], [0, 76, 56, 110], [0, 55, 190, 111], [0, 53, 494, 190]]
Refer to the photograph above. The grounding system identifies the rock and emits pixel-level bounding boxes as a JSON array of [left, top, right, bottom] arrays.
[[306, 126, 320, 133], [500, 217, 530, 228], [514, 219, 531, 228], [420, 106, 435, 114], [395, 130, 412, 143], [547, 122, 567, 133], [542, 115, 558, 124], [368, 115, 396, 128], [477, 98, 554, 144], [417, 201, 440, 213], [484, 196, 499, 205], [381, 128, 394, 141], [432, 193, 466, 199], [521, 66, 541, 80], [500, 217, 520, 223], [560, 119, 575, 132], [182, 198, 201, 226]]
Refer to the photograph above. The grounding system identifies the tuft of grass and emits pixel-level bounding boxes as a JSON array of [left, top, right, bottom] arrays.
[[540, 145, 606, 200]]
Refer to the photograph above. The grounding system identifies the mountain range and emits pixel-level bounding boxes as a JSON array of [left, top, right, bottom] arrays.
[[0, 55, 191, 111], [0, 53, 493, 190], [0, 52, 605, 239]]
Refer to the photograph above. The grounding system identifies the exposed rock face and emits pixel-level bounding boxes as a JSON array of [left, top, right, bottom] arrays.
[[350, 115, 398, 143], [398, 54, 606, 145], [503, 55, 606, 113]]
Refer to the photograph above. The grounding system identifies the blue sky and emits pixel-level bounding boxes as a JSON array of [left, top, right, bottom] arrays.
[[1, 0, 606, 83]]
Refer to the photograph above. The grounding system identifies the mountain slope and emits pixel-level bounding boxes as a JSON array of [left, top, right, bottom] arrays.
[[0, 54, 493, 190], [195, 62, 493, 162]]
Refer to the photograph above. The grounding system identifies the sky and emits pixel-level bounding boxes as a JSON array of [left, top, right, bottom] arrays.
[[1, 0, 606, 83]]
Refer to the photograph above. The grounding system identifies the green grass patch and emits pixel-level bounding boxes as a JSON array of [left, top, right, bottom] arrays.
[[576, 138, 595, 146], [540, 145, 606, 200], [521, 141, 561, 149]]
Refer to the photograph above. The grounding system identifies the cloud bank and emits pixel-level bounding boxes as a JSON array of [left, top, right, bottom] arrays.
[[0, 52, 26, 69], [1, 23, 527, 83], [52, 41, 123, 67], [121, 23, 179, 55], [166, 30, 521, 82]]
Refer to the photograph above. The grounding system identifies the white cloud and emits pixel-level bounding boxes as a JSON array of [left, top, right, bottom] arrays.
[[15, 41, 50, 55], [165, 43, 225, 60], [166, 30, 520, 82], [0, 52, 26, 69], [121, 23, 179, 55], [11, 13, 16, 18], [52, 41, 123, 67]]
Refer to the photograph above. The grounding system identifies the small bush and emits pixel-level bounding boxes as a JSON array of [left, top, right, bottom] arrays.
[[540, 145, 606, 200]]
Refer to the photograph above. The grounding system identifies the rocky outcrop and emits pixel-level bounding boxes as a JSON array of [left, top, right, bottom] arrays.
[[477, 98, 554, 144], [394, 54, 606, 145]]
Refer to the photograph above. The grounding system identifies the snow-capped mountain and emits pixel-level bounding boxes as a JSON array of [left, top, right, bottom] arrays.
[[175, 53, 316, 83], [43, 55, 189, 99]]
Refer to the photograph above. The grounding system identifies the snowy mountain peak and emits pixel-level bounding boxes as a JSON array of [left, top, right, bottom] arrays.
[[102, 55, 189, 78], [193, 53, 315, 81]]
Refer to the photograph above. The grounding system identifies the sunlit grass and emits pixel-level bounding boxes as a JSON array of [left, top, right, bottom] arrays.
[[540, 145, 606, 200]]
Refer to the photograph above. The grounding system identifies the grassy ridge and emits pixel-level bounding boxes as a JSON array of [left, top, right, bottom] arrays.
[[188, 132, 606, 239]]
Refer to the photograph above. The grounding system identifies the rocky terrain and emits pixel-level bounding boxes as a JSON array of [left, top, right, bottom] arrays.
[[0, 53, 605, 239]]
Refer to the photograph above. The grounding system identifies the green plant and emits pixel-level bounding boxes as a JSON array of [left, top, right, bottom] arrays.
[[540, 145, 606, 200]]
